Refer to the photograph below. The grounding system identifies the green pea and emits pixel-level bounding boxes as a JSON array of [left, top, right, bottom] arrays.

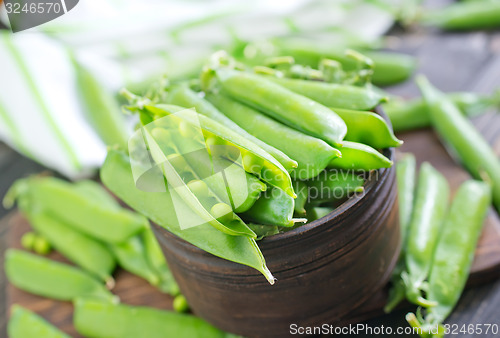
[[5, 249, 117, 302], [328, 141, 392, 171], [242, 152, 263, 175], [265, 76, 385, 111], [210, 202, 234, 223], [73, 299, 226, 338], [187, 180, 209, 197], [151, 127, 172, 146], [101, 150, 275, 284], [8, 305, 70, 338], [33, 235, 52, 255], [20, 231, 36, 251], [173, 294, 190, 313]]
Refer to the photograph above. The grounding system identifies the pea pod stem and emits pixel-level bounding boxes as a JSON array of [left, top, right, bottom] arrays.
[[417, 75, 500, 213]]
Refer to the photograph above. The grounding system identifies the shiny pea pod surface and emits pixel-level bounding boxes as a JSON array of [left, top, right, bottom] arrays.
[[167, 83, 297, 172], [292, 179, 308, 215], [101, 150, 274, 284], [5, 249, 117, 302], [328, 141, 392, 171], [404, 162, 449, 306], [426, 180, 491, 324], [332, 107, 402, 149], [271, 38, 416, 86], [306, 170, 365, 203], [20, 177, 148, 243], [145, 103, 295, 198], [74, 299, 226, 338], [27, 211, 116, 286], [241, 186, 299, 227], [417, 76, 500, 213], [264, 75, 385, 112], [8, 305, 70, 338], [207, 93, 341, 179], [212, 69, 347, 147], [396, 153, 417, 249]]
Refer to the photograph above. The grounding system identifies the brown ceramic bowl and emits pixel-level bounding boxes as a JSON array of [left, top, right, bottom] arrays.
[[153, 109, 400, 337]]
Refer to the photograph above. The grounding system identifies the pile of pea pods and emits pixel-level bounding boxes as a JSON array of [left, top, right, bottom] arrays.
[[3, 177, 232, 337]]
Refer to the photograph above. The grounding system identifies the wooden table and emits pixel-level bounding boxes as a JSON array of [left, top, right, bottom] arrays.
[[1, 1, 500, 336]]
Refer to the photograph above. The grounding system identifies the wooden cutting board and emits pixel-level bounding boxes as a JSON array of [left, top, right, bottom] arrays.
[[4, 127, 500, 336]]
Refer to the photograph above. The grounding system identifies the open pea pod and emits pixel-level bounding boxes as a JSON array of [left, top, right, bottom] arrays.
[[101, 149, 274, 284], [167, 83, 298, 172], [134, 122, 256, 239], [208, 69, 347, 147], [241, 185, 306, 227], [328, 141, 392, 171], [206, 93, 340, 180], [331, 108, 402, 149], [265, 76, 386, 111], [143, 103, 295, 197]]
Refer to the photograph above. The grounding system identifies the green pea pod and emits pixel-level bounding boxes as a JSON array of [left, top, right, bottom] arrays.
[[141, 226, 179, 296], [109, 235, 161, 287], [332, 108, 402, 149], [270, 38, 416, 86], [11, 177, 148, 243], [404, 162, 449, 306], [421, 1, 500, 30], [143, 103, 295, 198], [306, 169, 365, 203], [73, 180, 120, 210], [72, 55, 129, 149], [384, 91, 500, 132], [396, 153, 417, 247], [248, 223, 280, 240], [209, 69, 347, 147], [306, 207, 334, 223], [417, 75, 500, 213], [206, 93, 341, 179], [242, 186, 305, 227], [328, 141, 393, 171], [141, 125, 257, 239], [166, 83, 298, 172], [426, 180, 491, 324], [172, 135, 266, 213], [293, 179, 308, 215], [266, 76, 385, 111], [5, 249, 117, 302], [101, 150, 275, 284], [74, 298, 226, 338], [27, 211, 116, 288], [8, 305, 70, 338]]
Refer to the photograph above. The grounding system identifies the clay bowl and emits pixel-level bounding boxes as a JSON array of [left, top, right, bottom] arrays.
[[154, 108, 400, 337]]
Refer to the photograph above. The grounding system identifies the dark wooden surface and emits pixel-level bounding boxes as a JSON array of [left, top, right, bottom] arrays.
[[2, 1, 500, 337]]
